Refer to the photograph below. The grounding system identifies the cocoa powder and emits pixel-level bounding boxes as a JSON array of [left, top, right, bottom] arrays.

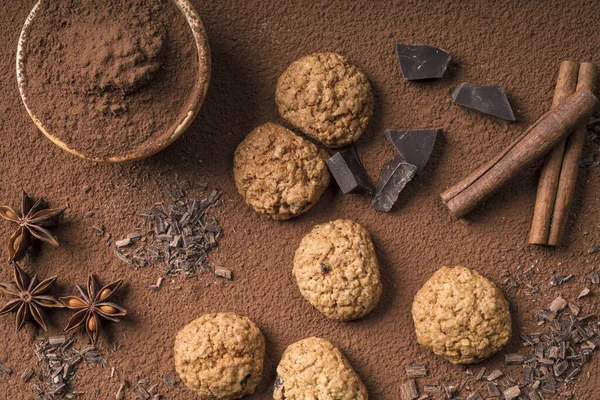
[[1, 1, 600, 399], [20, 0, 200, 160]]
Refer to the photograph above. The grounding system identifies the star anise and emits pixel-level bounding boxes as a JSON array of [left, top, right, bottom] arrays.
[[60, 275, 127, 344], [0, 191, 64, 262], [0, 263, 64, 331]]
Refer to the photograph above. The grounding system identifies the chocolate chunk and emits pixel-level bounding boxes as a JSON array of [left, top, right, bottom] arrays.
[[384, 129, 440, 174], [452, 83, 516, 121], [396, 44, 451, 80], [326, 147, 373, 195], [372, 155, 416, 212]]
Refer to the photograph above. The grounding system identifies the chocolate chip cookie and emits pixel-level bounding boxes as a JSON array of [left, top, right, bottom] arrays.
[[174, 313, 265, 399], [412, 266, 512, 364], [276, 53, 374, 148], [293, 219, 382, 321], [233, 122, 330, 220], [273, 337, 368, 400]]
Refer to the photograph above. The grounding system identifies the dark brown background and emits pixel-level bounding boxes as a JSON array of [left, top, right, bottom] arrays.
[[1, 0, 599, 399]]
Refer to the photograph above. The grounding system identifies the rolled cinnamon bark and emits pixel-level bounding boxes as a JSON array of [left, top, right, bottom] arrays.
[[547, 63, 597, 245], [441, 88, 599, 219], [528, 61, 580, 245]]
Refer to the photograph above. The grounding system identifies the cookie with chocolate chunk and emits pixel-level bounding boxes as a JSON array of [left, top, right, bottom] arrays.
[[293, 219, 382, 321], [274, 337, 368, 400], [233, 122, 330, 220], [174, 313, 265, 399], [276, 53, 374, 148]]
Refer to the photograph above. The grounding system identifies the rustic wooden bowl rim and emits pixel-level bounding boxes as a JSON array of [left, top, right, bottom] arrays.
[[16, 0, 211, 163]]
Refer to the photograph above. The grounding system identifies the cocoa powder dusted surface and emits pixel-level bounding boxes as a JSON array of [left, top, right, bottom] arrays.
[[1, 1, 600, 399], [19, 0, 200, 160]]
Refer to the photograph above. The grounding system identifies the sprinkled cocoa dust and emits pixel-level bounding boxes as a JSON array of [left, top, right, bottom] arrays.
[[0, 1, 600, 399]]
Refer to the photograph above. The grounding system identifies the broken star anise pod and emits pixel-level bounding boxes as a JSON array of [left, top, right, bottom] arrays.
[[0, 191, 64, 262], [0, 263, 64, 331], [60, 275, 127, 344]]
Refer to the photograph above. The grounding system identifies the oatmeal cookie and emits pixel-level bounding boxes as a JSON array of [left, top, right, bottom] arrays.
[[174, 313, 265, 399], [276, 53, 374, 148], [233, 122, 330, 220], [293, 219, 382, 321], [273, 337, 368, 400], [411, 266, 512, 364]]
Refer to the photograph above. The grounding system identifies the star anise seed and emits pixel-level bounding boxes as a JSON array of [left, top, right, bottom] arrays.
[[0, 191, 64, 262], [60, 275, 127, 344], [0, 263, 64, 331]]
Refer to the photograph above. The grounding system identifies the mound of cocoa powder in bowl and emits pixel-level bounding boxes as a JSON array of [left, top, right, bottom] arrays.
[[20, 0, 203, 160]]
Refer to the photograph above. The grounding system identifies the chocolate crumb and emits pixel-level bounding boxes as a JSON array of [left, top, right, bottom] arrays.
[[400, 379, 419, 400], [163, 374, 178, 387], [487, 382, 501, 397], [215, 267, 233, 280], [475, 367, 486, 381], [505, 354, 524, 365], [423, 385, 442, 393], [486, 370, 504, 381], [20, 367, 34, 382], [503, 386, 520, 400], [578, 287, 591, 298], [0, 363, 12, 375], [405, 364, 428, 378]]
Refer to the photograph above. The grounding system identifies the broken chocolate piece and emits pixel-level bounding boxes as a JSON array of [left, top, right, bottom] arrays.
[[372, 155, 417, 212], [326, 147, 373, 194], [396, 44, 451, 80], [384, 129, 440, 174], [452, 83, 516, 121]]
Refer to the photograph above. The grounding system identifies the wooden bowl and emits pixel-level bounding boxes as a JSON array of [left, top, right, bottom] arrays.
[[16, 0, 211, 163]]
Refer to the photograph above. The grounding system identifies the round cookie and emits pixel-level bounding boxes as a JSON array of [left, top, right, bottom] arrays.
[[274, 337, 368, 400], [293, 219, 382, 321], [275, 53, 374, 148], [411, 266, 512, 364], [233, 122, 330, 220], [174, 313, 265, 400]]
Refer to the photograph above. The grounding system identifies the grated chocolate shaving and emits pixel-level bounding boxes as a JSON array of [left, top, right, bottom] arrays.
[[114, 184, 227, 280]]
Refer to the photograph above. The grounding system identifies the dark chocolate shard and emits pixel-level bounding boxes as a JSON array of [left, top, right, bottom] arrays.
[[396, 44, 451, 80], [326, 146, 373, 195], [385, 129, 440, 174], [452, 83, 515, 121], [372, 155, 416, 212]]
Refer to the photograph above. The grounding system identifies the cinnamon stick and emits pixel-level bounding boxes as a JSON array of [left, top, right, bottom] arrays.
[[547, 63, 597, 246], [441, 88, 599, 219], [528, 61, 580, 244]]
